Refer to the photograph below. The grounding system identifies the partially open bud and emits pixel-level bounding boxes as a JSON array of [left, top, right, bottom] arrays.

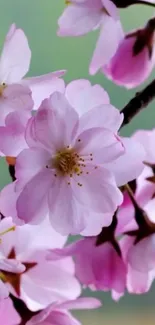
[[103, 17, 155, 88]]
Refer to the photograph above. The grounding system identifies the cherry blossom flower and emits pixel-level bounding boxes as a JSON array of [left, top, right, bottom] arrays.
[[14, 91, 125, 235], [0, 217, 80, 311], [58, 1, 123, 75], [0, 24, 65, 111], [0, 82, 145, 235], [0, 24, 65, 157], [26, 297, 101, 325], [103, 18, 155, 88], [48, 237, 127, 301], [0, 297, 21, 325]]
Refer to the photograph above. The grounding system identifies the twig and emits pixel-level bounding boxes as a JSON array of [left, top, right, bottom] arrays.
[[120, 79, 155, 128]]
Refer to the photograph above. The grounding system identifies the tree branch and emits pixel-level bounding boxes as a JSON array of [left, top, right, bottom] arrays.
[[120, 79, 155, 128]]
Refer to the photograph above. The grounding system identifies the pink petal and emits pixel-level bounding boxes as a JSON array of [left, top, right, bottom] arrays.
[[78, 104, 123, 133], [127, 235, 155, 272], [49, 92, 79, 145], [66, 79, 110, 117], [3, 84, 33, 112], [16, 169, 52, 224], [0, 24, 31, 83], [105, 137, 145, 186], [81, 211, 113, 236], [0, 258, 25, 273], [26, 93, 79, 151], [127, 266, 154, 294], [90, 18, 124, 75], [0, 183, 18, 219], [23, 72, 65, 110], [48, 178, 86, 235], [27, 309, 80, 325], [0, 111, 29, 156], [15, 147, 51, 189], [0, 281, 9, 300], [59, 297, 102, 310], [71, 165, 123, 213], [21, 258, 81, 311], [74, 127, 124, 164], [102, 0, 118, 19], [0, 298, 21, 324], [58, 6, 102, 36]]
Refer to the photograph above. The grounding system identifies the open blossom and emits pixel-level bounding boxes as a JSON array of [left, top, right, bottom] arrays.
[[0, 80, 145, 235], [26, 297, 101, 325], [104, 18, 155, 88], [0, 217, 80, 311], [0, 298, 21, 325], [58, 1, 123, 75], [9, 83, 145, 236], [15, 91, 124, 235], [48, 238, 127, 301]]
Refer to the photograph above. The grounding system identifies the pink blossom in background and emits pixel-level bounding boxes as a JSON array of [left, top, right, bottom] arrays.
[[58, 0, 118, 37], [58, 0, 124, 75], [26, 297, 101, 325], [0, 24, 65, 157], [0, 218, 26, 300], [121, 236, 155, 295], [0, 217, 80, 311], [116, 129, 155, 293], [103, 19, 155, 88], [117, 129, 155, 234], [48, 237, 127, 301], [0, 297, 21, 325], [0, 24, 65, 110], [0, 111, 30, 157]]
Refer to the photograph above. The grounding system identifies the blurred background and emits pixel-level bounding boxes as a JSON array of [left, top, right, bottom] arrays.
[[0, 1, 155, 324]]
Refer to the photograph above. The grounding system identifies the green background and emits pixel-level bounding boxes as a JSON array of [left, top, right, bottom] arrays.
[[0, 1, 155, 323]]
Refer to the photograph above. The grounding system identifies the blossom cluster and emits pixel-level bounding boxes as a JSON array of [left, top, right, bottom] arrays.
[[0, 1, 155, 324]]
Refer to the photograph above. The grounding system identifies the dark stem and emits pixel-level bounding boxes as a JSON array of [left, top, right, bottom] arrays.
[[130, 1, 155, 8], [112, 0, 155, 8], [120, 79, 155, 128], [8, 164, 16, 182]]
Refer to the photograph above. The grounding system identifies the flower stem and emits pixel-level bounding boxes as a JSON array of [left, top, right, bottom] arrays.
[[120, 78, 155, 128]]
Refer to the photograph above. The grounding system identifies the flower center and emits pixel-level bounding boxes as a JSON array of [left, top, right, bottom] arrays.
[[0, 83, 6, 97], [52, 148, 80, 176]]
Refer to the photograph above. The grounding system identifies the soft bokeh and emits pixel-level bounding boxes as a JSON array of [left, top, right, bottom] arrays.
[[0, 1, 154, 323]]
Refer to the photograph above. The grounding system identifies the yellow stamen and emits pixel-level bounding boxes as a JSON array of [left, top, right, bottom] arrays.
[[0, 83, 6, 97], [52, 148, 80, 176], [0, 272, 6, 282], [0, 226, 16, 237]]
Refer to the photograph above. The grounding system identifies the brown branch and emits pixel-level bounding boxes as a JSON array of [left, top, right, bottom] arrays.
[[120, 78, 155, 128], [113, 0, 155, 8]]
